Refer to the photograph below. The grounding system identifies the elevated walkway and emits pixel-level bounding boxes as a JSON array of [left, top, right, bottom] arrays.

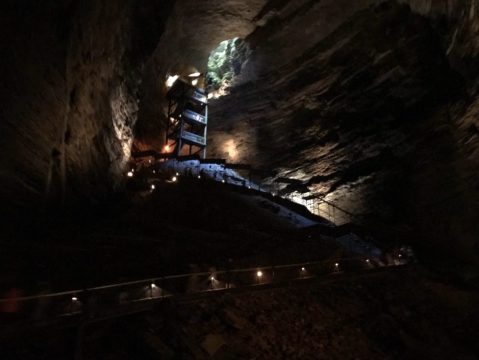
[[0, 258, 405, 339], [166, 79, 208, 158]]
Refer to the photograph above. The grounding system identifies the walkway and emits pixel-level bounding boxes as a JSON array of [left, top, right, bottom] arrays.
[[0, 257, 408, 339]]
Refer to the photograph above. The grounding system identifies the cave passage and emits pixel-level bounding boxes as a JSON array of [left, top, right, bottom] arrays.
[[206, 37, 251, 97]]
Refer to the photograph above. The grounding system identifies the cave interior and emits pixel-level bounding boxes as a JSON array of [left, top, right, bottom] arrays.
[[1, 0, 479, 358]]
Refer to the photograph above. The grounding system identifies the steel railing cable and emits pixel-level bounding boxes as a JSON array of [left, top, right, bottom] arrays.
[[0, 256, 397, 307]]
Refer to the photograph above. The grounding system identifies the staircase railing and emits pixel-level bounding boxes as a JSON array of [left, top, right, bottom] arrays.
[[0, 256, 401, 334]]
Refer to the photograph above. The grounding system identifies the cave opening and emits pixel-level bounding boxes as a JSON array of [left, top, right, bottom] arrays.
[[206, 37, 251, 98]]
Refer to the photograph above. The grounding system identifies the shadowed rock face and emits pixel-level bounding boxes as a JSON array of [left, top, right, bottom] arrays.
[[1, 0, 479, 265], [132, 0, 267, 151], [205, 0, 479, 265], [0, 0, 174, 211]]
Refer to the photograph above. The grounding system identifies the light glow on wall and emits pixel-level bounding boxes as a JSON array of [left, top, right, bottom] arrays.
[[224, 139, 238, 160]]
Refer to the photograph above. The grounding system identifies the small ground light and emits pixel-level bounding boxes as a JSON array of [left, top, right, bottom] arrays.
[[210, 276, 215, 281], [151, 283, 156, 289], [127, 171, 133, 177], [151, 184, 156, 190], [398, 254, 402, 258], [176, 172, 179, 176], [172, 176, 177, 182], [72, 297, 78, 302], [153, 170, 156, 174], [366, 259, 370, 263], [222, 179, 225, 183], [334, 262, 340, 268], [198, 175, 201, 179], [256, 270, 263, 278], [301, 267, 306, 271]]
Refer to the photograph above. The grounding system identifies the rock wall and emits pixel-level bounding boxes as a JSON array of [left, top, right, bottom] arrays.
[[401, 0, 479, 83], [0, 0, 172, 215], [205, 0, 479, 265]]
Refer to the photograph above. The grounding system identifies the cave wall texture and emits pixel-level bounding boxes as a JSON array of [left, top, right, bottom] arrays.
[[206, 0, 479, 265], [1, 0, 479, 265], [133, 0, 266, 151], [0, 0, 174, 212]]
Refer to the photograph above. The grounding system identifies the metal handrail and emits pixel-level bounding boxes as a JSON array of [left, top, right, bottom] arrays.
[[0, 257, 372, 304], [0, 258, 411, 337]]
